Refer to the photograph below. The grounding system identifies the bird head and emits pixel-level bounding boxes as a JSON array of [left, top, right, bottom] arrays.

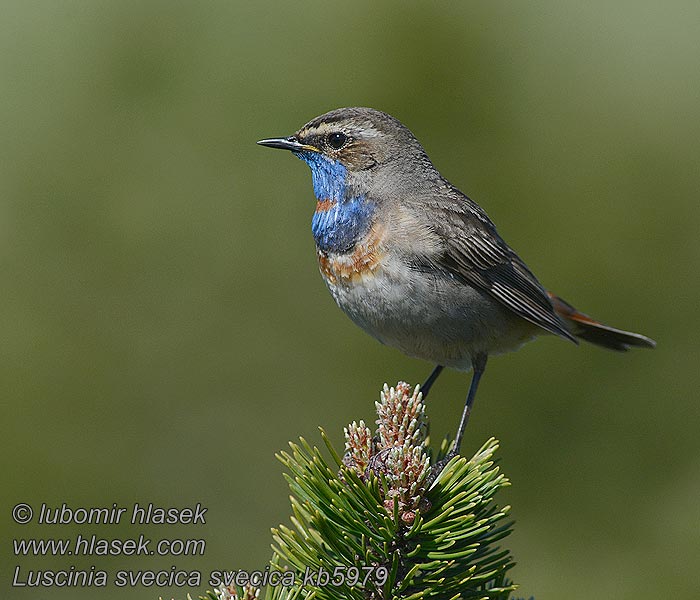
[[258, 107, 437, 202]]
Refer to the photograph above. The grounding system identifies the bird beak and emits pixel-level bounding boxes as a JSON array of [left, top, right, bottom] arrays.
[[256, 136, 318, 152]]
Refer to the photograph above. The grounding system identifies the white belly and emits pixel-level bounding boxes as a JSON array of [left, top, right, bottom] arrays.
[[320, 252, 537, 370]]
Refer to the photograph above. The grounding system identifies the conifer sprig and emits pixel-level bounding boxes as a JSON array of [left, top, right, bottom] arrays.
[[195, 382, 518, 600], [268, 382, 517, 600]]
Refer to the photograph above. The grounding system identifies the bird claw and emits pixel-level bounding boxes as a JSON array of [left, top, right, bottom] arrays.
[[427, 449, 459, 486]]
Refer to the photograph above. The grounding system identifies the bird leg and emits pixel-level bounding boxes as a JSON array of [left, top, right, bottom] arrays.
[[451, 353, 487, 456], [420, 365, 444, 400], [428, 353, 488, 484]]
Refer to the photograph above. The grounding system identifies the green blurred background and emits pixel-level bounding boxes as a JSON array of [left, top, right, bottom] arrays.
[[2, 1, 698, 599]]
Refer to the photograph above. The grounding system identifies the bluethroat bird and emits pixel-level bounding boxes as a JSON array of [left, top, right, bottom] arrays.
[[258, 107, 655, 460]]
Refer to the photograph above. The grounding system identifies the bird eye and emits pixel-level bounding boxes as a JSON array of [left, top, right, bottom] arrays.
[[327, 132, 347, 150]]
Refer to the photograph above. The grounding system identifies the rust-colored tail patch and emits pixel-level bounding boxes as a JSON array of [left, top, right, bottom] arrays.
[[547, 292, 656, 352]]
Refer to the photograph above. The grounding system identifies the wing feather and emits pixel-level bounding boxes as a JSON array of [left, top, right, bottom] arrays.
[[419, 191, 576, 342]]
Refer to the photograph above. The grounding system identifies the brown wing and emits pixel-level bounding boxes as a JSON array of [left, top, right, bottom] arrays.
[[420, 191, 577, 342]]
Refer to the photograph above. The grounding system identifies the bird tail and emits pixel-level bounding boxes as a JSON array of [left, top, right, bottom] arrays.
[[547, 292, 656, 352]]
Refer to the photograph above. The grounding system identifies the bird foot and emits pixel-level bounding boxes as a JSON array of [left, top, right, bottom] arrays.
[[427, 448, 459, 486]]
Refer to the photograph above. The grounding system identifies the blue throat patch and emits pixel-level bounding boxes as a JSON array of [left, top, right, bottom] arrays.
[[296, 151, 375, 254]]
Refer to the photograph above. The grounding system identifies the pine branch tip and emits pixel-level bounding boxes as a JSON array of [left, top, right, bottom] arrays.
[[266, 378, 517, 600]]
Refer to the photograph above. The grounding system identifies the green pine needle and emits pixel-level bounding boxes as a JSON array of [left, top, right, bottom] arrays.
[[272, 433, 517, 599], [196, 382, 520, 600]]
